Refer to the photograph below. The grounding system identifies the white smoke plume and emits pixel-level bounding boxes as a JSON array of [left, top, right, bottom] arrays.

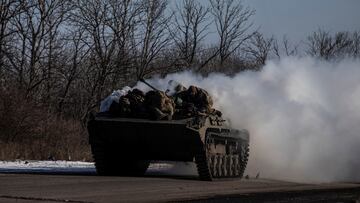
[[136, 57, 360, 183]]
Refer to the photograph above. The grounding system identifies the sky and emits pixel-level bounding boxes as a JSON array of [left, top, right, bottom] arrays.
[[242, 0, 360, 42]]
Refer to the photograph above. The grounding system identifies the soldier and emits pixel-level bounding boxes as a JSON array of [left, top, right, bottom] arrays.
[[171, 84, 186, 107], [127, 89, 148, 118], [145, 90, 175, 120], [109, 96, 131, 117], [187, 87, 222, 117], [166, 80, 186, 96], [109, 88, 147, 118], [174, 85, 213, 115], [109, 80, 222, 120]]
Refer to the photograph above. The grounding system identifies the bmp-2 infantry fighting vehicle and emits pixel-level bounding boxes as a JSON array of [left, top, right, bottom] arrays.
[[87, 80, 250, 181]]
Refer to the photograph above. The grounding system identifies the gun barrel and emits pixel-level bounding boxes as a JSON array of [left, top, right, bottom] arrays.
[[139, 78, 159, 91]]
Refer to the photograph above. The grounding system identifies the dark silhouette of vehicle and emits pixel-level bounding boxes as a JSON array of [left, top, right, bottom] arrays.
[[88, 113, 249, 181]]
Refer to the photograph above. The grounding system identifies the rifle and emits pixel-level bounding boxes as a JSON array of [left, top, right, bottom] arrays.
[[139, 78, 174, 97], [139, 78, 160, 92]]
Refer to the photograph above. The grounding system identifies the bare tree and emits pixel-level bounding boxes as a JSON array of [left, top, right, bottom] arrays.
[[71, 0, 119, 119], [243, 32, 273, 68], [306, 29, 353, 60], [349, 31, 360, 58], [0, 0, 24, 81], [135, 0, 172, 78], [9, 0, 71, 95], [105, 0, 142, 87], [43, 1, 72, 102], [170, 0, 210, 69], [209, 0, 255, 66], [272, 35, 299, 59], [56, 29, 90, 114]]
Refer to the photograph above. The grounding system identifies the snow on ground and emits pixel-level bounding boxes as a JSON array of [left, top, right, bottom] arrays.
[[0, 160, 197, 176], [0, 160, 96, 174], [148, 161, 197, 176]]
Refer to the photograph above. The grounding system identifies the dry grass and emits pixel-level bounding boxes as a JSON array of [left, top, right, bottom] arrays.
[[0, 86, 92, 161], [0, 119, 92, 161], [0, 142, 92, 161]]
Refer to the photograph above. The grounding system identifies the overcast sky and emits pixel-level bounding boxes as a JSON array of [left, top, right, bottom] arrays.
[[242, 0, 360, 41]]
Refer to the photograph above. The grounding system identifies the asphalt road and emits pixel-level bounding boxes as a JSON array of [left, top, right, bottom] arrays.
[[0, 172, 360, 203]]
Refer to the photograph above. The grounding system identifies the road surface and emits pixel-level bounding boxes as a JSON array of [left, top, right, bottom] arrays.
[[0, 172, 359, 203]]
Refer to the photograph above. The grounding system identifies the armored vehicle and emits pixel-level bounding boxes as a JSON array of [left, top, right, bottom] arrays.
[[88, 113, 249, 181]]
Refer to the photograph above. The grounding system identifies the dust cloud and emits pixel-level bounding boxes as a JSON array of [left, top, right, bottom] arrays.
[[137, 57, 360, 183]]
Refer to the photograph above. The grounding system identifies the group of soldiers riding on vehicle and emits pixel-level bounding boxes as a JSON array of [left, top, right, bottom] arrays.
[[106, 79, 222, 120]]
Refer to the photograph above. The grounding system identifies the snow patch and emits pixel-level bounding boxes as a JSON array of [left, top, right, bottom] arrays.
[[0, 160, 96, 174], [0, 160, 197, 176]]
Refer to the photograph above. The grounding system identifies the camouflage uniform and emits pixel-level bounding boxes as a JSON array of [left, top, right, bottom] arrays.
[[109, 96, 130, 117], [128, 89, 148, 118], [173, 85, 214, 117], [187, 85, 213, 112], [109, 89, 147, 118], [145, 90, 175, 120], [108, 82, 221, 120]]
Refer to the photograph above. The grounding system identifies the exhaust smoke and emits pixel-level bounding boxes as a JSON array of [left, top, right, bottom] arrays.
[[137, 57, 360, 183]]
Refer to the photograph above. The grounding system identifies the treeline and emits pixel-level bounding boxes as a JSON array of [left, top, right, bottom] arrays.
[[0, 0, 359, 160]]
